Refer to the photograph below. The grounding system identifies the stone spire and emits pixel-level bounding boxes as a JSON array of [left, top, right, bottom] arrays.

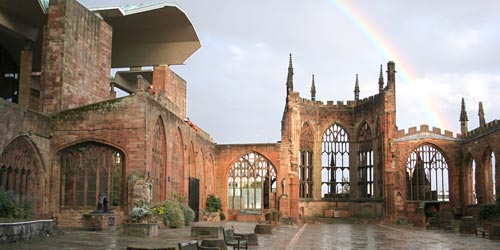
[[460, 97, 469, 134], [286, 53, 294, 95], [310, 74, 316, 101], [354, 74, 360, 101], [479, 101, 486, 126], [378, 64, 384, 93]]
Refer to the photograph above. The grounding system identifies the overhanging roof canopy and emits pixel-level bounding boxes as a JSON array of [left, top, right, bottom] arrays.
[[0, 0, 47, 70], [91, 3, 201, 68]]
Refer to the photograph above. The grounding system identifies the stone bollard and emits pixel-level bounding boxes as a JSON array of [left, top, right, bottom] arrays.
[[459, 216, 477, 234], [254, 224, 273, 234], [489, 225, 500, 240]]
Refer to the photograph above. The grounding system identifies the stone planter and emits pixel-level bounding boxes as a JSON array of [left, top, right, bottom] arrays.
[[202, 212, 220, 222], [123, 223, 159, 236]]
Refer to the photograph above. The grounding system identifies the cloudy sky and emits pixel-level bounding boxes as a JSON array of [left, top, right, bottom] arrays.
[[80, 0, 500, 144]]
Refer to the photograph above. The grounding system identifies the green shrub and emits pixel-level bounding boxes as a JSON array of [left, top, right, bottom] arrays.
[[130, 200, 152, 223], [478, 200, 500, 221], [178, 202, 195, 226], [162, 199, 185, 228], [206, 194, 222, 212], [219, 211, 225, 221], [0, 189, 34, 219]]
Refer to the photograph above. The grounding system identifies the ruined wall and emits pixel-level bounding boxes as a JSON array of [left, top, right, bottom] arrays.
[[41, 0, 112, 113], [47, 92, 215, 226], [0, 99, 52, 214], [152, 65, 187, 118], [394, 125, 462, 221], [461, 121, 500, 206], [214, 143, 281, 219]]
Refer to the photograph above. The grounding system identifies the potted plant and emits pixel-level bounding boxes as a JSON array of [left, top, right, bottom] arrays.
[[204, 194, 223, 222]]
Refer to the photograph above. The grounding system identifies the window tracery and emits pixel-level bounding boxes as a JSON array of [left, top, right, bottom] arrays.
[[227, 152, 276, 211], [406, 144, 449, 201], [60, 143, 123, 208], [321, 124, 350, 199]]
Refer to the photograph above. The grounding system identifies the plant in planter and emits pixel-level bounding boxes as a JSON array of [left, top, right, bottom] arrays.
[[130, 200, 152, 223], [204, 194, 223, 222]]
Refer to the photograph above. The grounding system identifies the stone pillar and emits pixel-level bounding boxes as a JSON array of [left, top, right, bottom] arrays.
[[18, 47, 33, 107], [109, 83, 116, 99]]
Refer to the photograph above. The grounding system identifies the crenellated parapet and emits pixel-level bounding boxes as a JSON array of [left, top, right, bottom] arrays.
[[464, 119, 500, 139], [396, 124, 460, 142]]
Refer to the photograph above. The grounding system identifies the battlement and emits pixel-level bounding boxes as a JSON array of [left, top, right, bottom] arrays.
[[396, 124, 457, 140], [357, 95, 376, 104], [465, 119, 500, 138]]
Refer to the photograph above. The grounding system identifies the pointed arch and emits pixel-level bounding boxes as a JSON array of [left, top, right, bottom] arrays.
[[206, 154, 215, 195], [227, 151, 277, 211], [299, 122, 314, 198], [59, 141, 124, 209], [405, 143, 449, 201], [200, 149, 206, 209], [152, 116, 167, 202], [189, 141, 196, 178], [171, 127, 184, 196], [463, 152, 477, 204], [357, 122, 374, 198], [482, 147, 496, 203], [321, 123, 350, 199], [0, 136, 45, 213]]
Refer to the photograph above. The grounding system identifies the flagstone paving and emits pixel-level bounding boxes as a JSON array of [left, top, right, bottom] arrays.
[[2, 221, 500, 249]]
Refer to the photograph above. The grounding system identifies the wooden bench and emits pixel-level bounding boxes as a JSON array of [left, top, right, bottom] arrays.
[[178, 240, 220, 250]]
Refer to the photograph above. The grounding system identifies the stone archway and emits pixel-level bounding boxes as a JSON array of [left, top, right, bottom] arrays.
[[0, 136, 45, 214]]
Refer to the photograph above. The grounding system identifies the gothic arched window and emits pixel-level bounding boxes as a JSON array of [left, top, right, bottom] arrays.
[[358, 122, 374, 198], [227, 152, 277, 211], [299, 123, 314, 198], [406, 144, 449, 201], [0, 136, 43, 211], [321, 124, 350, 199], [60, 143, 123, 208]]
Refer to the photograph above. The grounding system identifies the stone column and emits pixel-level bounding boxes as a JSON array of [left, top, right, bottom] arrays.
[[18, 46, 33, 107]]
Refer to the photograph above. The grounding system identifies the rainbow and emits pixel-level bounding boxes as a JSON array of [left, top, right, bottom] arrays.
[[329, 0, 453, 130]]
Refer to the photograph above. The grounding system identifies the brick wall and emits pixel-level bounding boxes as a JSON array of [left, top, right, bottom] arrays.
[[41, 0, 112, 113]]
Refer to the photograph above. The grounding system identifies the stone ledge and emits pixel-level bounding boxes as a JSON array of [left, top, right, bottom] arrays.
[[0, 219, 55, 243]]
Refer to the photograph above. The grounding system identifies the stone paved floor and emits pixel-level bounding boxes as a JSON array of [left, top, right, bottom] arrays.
[[2, 222, 500, 249]]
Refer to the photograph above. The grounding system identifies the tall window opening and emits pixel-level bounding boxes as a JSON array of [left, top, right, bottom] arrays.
[[321, 124, 350, 199], [299, 123, 314, 198], [358, 122, 374, 198], [406, 144, 449, 201], [472, 159, 477, 204], [60, 143, 123, 208], [493, 153, 497, 201], [227, 152, 277, 211]]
